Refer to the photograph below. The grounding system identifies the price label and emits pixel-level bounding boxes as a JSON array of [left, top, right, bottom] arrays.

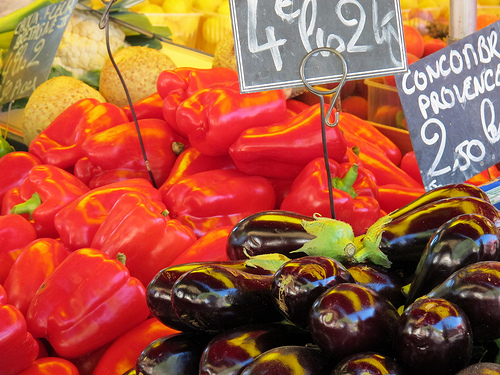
[[396, 21, 500, 191], [229, 0, 407, 93], [0, 0, 78, 105]]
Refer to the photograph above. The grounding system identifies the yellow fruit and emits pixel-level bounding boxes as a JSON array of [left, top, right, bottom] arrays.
[[400, 0, 418, 9], [193, 0, 222, 12], [478, 0, 500, 5], [22, 76, 106, 145], [202, 14, 231, 45], [138, 3, 164, 12], [217, 1, 230, 15], [99, 46, 176, 107], [162, 0, 191, 13]]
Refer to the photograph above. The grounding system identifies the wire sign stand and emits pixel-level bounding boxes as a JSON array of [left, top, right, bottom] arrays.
[[299, 47, 348, 220]]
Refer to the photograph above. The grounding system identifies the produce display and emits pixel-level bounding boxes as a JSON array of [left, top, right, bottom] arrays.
[[2, 0, 500, 374]]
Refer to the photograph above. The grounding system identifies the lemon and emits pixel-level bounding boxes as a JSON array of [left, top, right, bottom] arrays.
[[400, 0, 418, 9], [193, 0, 222, 13], [162, 0, 191, 13]]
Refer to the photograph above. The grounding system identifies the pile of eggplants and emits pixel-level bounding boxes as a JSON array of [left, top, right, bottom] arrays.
[[127, 183, 500, 375]]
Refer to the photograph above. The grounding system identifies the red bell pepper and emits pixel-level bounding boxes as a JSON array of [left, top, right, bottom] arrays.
[[169, 225, 233, 266], [176, 87, 288, 156], [158, 146, 236, 199], [163, 168, 276, 237], [18, 357, 79, 375], [466, 166, 500, 186], [29, 100, 129, 170], [348, 142, 422, 188], [7, 165, 90, 238], [73, 118, 185, 189], [377, 184, 426, 214], [339, 112, 402, 166], [0, 284, 7, 305], [0, 151, 42, 212], [280, 157, 380, 236], [0, 214, 37, 284], [123, 92, 165, 121], [159, 67, 239, 136], [91, 192, 197, 286], [93, 317, 179, 375], [286, 98, 311, 117], [26, 248, 150, 359], [229, 103, 348, 180], [0, 304, 39, 375], [54, 178, 163, 251], [400, 151, 424, 186], [4, 238, 70, 316]]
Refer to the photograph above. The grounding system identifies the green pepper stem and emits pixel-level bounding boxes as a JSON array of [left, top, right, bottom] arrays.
[[11, 192, 42, 219], [332, 163, 358, 199]]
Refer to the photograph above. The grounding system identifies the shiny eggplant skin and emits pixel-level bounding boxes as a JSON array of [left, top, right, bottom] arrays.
[[171, 264, 283, 333], [239, 345, 335, 375], [454, 362, 500, 375], [146, 261, 275, 331], [226, 210, 315, 260], [332, 352, 405, 375], [394, 298, 472, 375], [308, 283, 399, 362], [199, 323, 312, 375], [135, 333, 213, 375], [379, 197, 500, 273], [426, 261, 500, 341], [406, 213, 500, 306], [271, 256, 354, 328], [389, 183, 490, 221], [346, 263, 406, 308]]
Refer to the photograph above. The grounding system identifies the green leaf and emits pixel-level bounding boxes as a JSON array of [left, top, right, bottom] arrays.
[[78, 69, 101, 90], [125, 35, 163, 49], [49, 65, 74, 79]]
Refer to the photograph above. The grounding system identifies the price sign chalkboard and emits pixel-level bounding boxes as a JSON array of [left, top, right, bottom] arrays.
[[229, 0, 407, 93], [396, 21, 500, 191], [0, 0, 78, 105]]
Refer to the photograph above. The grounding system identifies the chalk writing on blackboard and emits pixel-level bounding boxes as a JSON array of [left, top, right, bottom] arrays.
[[0, 0, 78, 105], [396, 21, 500, 191], [230, 0, 407, 93]]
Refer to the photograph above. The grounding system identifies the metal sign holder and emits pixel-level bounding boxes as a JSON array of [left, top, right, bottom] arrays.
[[299, 47, 348, 220]]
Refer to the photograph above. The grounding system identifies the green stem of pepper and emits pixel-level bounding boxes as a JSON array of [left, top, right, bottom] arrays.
[[332, 163, 358, 199], [11, 192, 42, 219]]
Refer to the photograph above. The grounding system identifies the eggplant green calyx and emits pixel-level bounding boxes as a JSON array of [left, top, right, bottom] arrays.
[[244, 251, 291, 273], [293, 213, 392, 268], [332, 163, 358, 198], [11, 192, 42, 219]]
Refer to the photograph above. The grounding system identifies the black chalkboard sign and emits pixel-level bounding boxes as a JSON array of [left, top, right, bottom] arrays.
[[0, 0, 78, 105], [229, 0, 407, 93], [396, 21, 500, 191]]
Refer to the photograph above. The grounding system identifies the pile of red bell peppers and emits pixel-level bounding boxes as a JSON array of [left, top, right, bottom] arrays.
[[1, 66, 497, 374]]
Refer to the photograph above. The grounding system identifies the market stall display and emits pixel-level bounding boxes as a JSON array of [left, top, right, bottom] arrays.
[[2, 0, 500, 374]]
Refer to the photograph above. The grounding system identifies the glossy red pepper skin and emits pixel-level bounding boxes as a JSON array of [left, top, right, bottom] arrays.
[[29, 100, 129, 170], [176, 87, 288, 156], [91, 192, 197, 286], [0, 214, 38, 284], [339, 112, 402, 166], [280, 158, 380, 236], [4, 238, 70, 316], [378, 184, 426, 214], [348, 140, 421, 188], [75, 118, 185, 189], [229, 104, 347, 180], [26, 248, 150, 359], [159, 67, 239, 136], [123, 92, 165, 121], [159, 146, 236, 199], [0, 151, 42, 212], [7, 165, 90, 238], [93, 317, 179, 375], [169, 226, 233, 267], [18, 357, 79, 375], [0, 284, 7, 304], [0, 304, 40, 375], [163, 168, 276, 237], [400, 151, 424, 186], [54, 178, 163, 251]]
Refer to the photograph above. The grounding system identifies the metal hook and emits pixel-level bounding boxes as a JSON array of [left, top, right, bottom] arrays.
[[299, 47, 348, 127], [98, 0, 116, 29]]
